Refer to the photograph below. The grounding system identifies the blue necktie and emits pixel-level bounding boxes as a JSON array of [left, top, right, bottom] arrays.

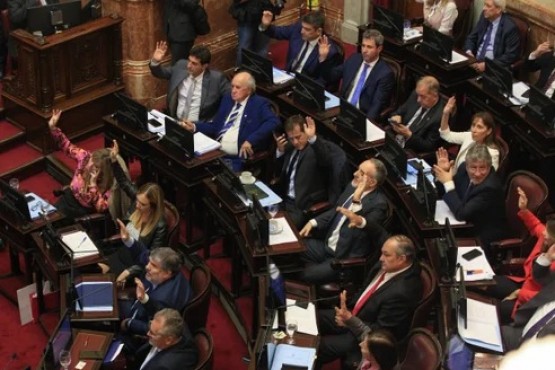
[[477, 22, 493, 61], [349, 63, 370, 105], [218, 103, 241, 141]]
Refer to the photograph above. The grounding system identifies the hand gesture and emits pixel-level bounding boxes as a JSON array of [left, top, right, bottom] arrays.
[[443, 96, 456, 116], [239, 140, 254, 159], [534, 41, 552, 57], [517, 186, 528, 210], [336, 207, 363, 228], [354, 174, 368, 200], [261, 10, 274, 28], [304, 116, 316, 139], [435, 147, 452, 172], [152, 41, 168, 63], [334, 290, 352, 327], [299, 222, 313, 237], [318, 34, 330, 62], [110, 140, 119, 162], [116, 218, 130, 242], [48, 109, 62, 130], [135, 277, 146, 301], [273, 132, 287, 153], [433, 161, 454, 184]]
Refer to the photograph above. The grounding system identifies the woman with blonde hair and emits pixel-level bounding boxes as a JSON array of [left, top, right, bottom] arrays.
[[416, 0, 458, 35]]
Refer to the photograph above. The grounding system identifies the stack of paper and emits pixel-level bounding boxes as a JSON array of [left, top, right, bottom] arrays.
[[60, 230, 98, 259], [434, 200, 466, 225], [272, 67, 294, 85], [458, 298, 503, 352], [267, 343, 316, 370], [269, 218, 298, 246], [365, 120, 386, 142], [194, 132, 221, 156], [456, 247, 495, 282], [284, 298, 319, 336]]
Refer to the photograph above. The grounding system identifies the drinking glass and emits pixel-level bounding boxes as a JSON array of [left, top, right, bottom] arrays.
[[9, 178, 19, 191], [267, 204, 279, 219], [286, 319, 298, 344], [59, 349, 71, 370]]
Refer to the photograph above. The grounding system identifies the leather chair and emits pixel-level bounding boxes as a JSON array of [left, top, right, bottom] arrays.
[[182, 264, 212, 333], [452, 0, 475, 49], [398, 328, 442, 370], [490, 170, 549, 265], [379, 54, 404, 123], [193, 328, 214, 370], [507, 12, 530, 79], [495, 135, 509, 180], [164, 200, 180, 250], [408, 262, 438, 331]]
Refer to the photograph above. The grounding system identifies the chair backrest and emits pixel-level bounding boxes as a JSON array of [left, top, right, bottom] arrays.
[[409, 262, 438, 330], [164, 200, 180, 249], [325, 141, 351, 205], [504, 170, 549, 238], [193, 328, 214, 370], [452, 0, 474, 49], [399, 328, 442, 370], [183, 264, 212, 333], [379, 54, 403, 119], [495, 135, 509, 180], [507, 12, 530, 76]]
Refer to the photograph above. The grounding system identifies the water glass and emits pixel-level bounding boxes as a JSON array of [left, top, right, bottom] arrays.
[[59, 349, 71, 370], [267, 204, 279, 219], [9, 178, 19, 191], [286, 319, 298, 344]]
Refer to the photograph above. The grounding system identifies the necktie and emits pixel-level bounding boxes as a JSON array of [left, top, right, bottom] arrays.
[[542, 69, 555, 95], [286, 150, 300, 179], [477, 22, 493, 61], [521, 306, 555, 341], [328, 195, 353, 232], [349, 63, 370, 106], [179, 77, 195, 120], [217, 103, 241, 141], [291, 41, 310, 72], [352, 272, 386, 316], [408, 107, 428, 131], [463, 182, 474, 201]]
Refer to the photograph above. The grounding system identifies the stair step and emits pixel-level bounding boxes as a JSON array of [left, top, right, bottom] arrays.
[[49, 133, 106, 175], [0, 142, 43, 178], [0, 120, 26, 152]]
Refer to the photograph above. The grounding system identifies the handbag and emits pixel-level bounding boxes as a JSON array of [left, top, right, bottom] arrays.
[[193, 0, 211, 36]]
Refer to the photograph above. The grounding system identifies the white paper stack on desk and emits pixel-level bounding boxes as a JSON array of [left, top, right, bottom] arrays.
[[60, 230, 99, 260], [458, 298, 504, 353]]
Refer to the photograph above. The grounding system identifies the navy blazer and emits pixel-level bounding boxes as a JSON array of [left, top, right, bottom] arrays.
[[464, 12, 520, 67], [136, 327, 198, 370], [265, 21, 341, 82], [325, 55, 394, 121], [314, 184, 389, 259], [441, 165, 508, 250], [195, 94, 279, 152], [526, 53, 555, 97]]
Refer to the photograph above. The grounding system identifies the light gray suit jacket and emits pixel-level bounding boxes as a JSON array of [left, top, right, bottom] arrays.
[[149, 60, 231, 121]]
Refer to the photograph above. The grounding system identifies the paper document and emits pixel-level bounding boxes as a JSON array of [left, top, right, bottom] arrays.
[[269, 217, 298, 245], [456, 247, 495, 282], [458, 298, 503, 353], [403, 159, 434, 189], [285, 299, 319, 336], [449, 51, 469, 65], [324, 91, 340, 110], [434, 200, 466, 225], [273, 67, 294, 85], [26, 192, 57, 220], [403, 28, 422, 41], [75, 281, 114, 312], [147, 110, 166, 134], [103, 340, 124, 363], [365, 120, 385, 142], [60, 230, 98, 259], [250, 181, 282, 208], [267, 343, 316, 370], [510, 81, 530, 106], [194, 132, 221, 156]]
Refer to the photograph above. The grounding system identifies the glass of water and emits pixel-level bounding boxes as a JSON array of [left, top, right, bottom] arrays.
[[286, 319, 298, 344], [266, 204, 279, 219], [59, 349, 71, 370]]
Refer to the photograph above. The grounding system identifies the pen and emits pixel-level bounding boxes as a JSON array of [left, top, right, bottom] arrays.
[[76, 235, 87, 249], [466, 269, 484, 275], [84, 335, 89, 347]]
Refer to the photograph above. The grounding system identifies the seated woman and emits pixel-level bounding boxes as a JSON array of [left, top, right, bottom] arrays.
[[416, 0, 458, 35], [48, 109, 131, 219], [439, 96, 500, 171], [99, 140, 168, 280], [358, 330, 398, 370]]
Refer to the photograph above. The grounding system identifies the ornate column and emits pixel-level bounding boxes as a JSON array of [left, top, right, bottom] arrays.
[[341, 0, 368, 44]]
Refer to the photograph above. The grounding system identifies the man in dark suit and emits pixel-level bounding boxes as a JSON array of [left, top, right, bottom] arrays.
[[502, 244, 555, 351], [314, 235, 422, 368], [390, 76, 444, 153], [298, 158, 389, 284], [182, 71, 279, 171], [120, 248, 191, 337], [274, 114, 333, 229], [526, 41, 555, 98], [259, 10, 341, 84], [134, 308, 197, 370], [464, 0, 520, 72], [434, 143, 508, 256], [319, 29, 394, 121], [149, 42, 230, 122], [164, 0, 199, 64]]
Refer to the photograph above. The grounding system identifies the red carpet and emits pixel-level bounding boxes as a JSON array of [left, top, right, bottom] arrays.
[[0, 120, 22, 141], [0, 143, 42, 175], [20, 172, 63, 204]]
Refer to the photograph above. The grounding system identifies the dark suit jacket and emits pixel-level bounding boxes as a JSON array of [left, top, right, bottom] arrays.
[[526, 53, 555, 98], [325, 55, 394, 121], [440, 166, 508, 249], [278, 136, 332, 211], [195, 94, 279, 152], [136, 327, 198, 370], [264, 21, 341, 83], [350, 262, 423, 340], [464, 12, 520, 67], [314, 185, 389, 259], [392, 91, 445, 153], [164, 0, 199, 42], [149, 61, 231, 121]]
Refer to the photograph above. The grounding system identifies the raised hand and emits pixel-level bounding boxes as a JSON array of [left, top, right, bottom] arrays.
[[318, 34, 330, 62], [110, 140, 119, 162], [533, 41, 552, 57], [334, 290, 352, 326], [48, 108, 62, 130], [152, 41, 168, 63], [517, 186, 528, 210], [336, 207, 363, 228], [116, 218, 130, 242], [435, 147, 452, 172], [444, 96, 456, 116], [304, 116, 316, 139], [261, 10, 274, 28]]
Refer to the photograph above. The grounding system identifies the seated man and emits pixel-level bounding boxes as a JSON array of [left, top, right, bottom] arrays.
[[502, 243, 555, 352], [134, 308, 197, 370], [315, 235, 422, 367], [182, 71, 279, 171], [259, 10, 341, 84], [525, 40, 555, 98], [389, 76, 444, 153], [464, 0, 520, 72], [434, 143, 508, 257], [149, 41, 230, 121], [299, 158, 389, 285], [319, 29, 395, 121], [120, 247, 191, 337], [274, 114, 334, 229]]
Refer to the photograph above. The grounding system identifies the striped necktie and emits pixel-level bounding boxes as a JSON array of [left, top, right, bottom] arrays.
[[218, 103, 241, 141], [291, 41, 310, 72]]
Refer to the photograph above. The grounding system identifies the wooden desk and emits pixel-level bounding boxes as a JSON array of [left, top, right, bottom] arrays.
[[276, 91, 340, 122], [357, 24, 421, 64]]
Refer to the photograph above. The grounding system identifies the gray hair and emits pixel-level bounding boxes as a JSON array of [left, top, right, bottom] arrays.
[[362, 29, 385, 47], [492, 0, 506, 11], [369, 158, 388, 185], [390, 235, 416, 262], [465, 143, 493, 167], [416, 75, 440, 96], [155, 308, 184, 338], [150, 247, 183, 275]]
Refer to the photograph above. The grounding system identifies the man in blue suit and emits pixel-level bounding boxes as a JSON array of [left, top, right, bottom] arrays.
[[320, 29, 395, 121], [259, 10, 341, 84], [464, 0, 520, 72], [182, 71, 279, 171]]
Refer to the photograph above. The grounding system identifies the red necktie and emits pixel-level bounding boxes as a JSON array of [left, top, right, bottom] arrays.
[[352, 272, 385, 316]]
